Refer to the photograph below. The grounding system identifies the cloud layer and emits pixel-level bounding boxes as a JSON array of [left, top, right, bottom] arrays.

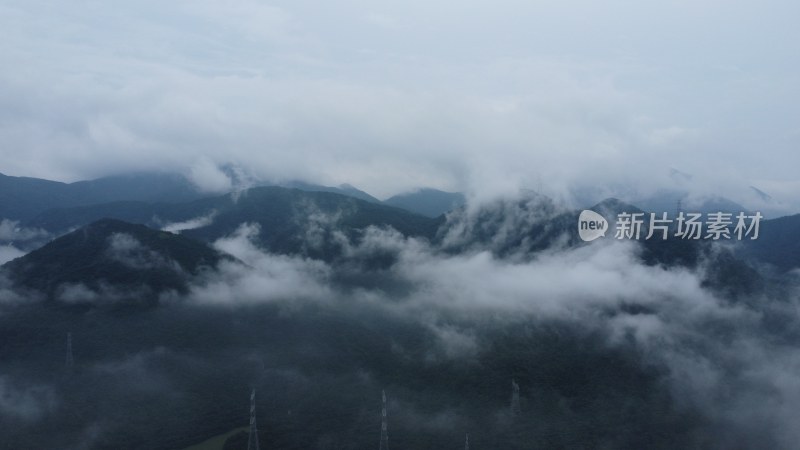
[[2, 204, 800, 447], [1, 0, 798, 207]]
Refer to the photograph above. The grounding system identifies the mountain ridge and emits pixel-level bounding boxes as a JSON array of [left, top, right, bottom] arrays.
[[1, 218, 231, 305]]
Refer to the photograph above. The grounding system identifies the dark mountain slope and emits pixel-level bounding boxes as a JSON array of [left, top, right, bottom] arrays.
[[26, 187, 442, 261], [434, 195, 766, 298], [181, 187, 440, 260], [0, 172, 203, 221], [282, 180, 381, 203], [434, 192, 578, 257], [384, 188, 466, 217], [740, 213, 800, 272], [25, 201, 171, 233], [1, 219, 229, 304]]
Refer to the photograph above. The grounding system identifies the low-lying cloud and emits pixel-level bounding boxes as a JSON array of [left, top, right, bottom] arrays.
[[107, 232, 183, 272], [2, 202, 800, 448], [161, 212, 217, 233], [0, 244, 25, 265], [182, 211, 800, 446], [0, 376, 57, 422], [188, 223, 332, 305]]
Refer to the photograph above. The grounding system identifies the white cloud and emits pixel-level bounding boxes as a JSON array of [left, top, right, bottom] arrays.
[[106, 232, 182, 272], [0, 0, 797, 209], [0, 220, 49, 242], [189, 223, 332, 305], [0, 244, 25, 265], [0, 376, 57, 422], [161, 211, 216, 233], [188, 157, 233, 193]]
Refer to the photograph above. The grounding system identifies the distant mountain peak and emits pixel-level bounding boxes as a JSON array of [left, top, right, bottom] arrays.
[[591, 198, 643, 214], [669, 168, 693, 183], [0, 171, 205, 222], [749, 185, 773, 203], [383, 188, 466, 218], [282, 180, 381, 203]]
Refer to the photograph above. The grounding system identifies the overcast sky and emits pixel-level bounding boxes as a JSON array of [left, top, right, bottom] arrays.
[[0, 0, 798, 203]]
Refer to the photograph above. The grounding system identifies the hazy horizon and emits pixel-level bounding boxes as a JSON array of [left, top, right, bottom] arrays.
[[1, 0, 798, 206]]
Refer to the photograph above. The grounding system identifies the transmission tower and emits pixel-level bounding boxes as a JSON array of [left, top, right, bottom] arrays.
[[464, 433, 469, 450], [247, 389, 260, 450], [510, 379, 521, 415], [65, 332, 74, 369], [379, 389, 389, 450]]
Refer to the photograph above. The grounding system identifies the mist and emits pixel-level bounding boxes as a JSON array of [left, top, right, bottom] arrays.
[[1, 0, 799, 210], [1, 201, 798, 448]]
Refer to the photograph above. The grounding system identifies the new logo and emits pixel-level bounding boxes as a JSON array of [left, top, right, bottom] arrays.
[[578, 210, 608, 242]]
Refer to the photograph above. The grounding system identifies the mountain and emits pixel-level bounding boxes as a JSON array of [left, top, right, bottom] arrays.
[[434, 192, 575, 257], [26, 184, 792, 273], [0, 172, 204, 221], [569, 167, 798, 220], [26, 200, 203, 234], [282, 180, 381, 203], [179, 187, 439, 260], [26, 186, 441, 261], [739, 213, 800, 272], [750, 186, 773, 203], [631, 189, 748, 216], [383, 188, 466, 217], [433, 194, 673, 258], [433, 194, 767, 297], [591, 200, 800, 274], [1, 219, 230, 304]]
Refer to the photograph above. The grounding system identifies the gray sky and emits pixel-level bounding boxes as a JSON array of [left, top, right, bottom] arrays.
[[0, 0, 798, 205]]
